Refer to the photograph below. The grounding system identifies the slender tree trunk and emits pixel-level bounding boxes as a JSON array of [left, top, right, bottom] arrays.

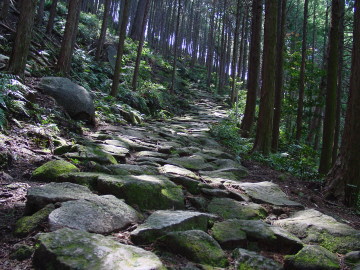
[[253, 0, 278, 155], [217, 0, 227, 94], [272, 0, 287, 152], [132, 0, 150, 91], [295, 0, 309, 142], [110, 0, 130, 97], [130, 0, 147, 41], [170, 0, 181, 94], [332, 0, 345, 164], [0, 0, 10, 21], [241, 12, 249, 83], [206, 0, 216, 88], [37, 0, 46, 24], [56, 0, 82, 75], [319, 0, 341, 174], [95, 0, 111, 61], [8, 0, 38, 76], [46, 0, 59, 34], [324, 0, 360, 207], [241, 0, 262, 137]]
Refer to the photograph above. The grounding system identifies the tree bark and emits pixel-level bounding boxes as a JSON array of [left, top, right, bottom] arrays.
[[319, 0, 341, 174], [241, 0, 262, 137], [324, 0, 360, 207], [55, 0, 82, 75], [170, 0, 181, 94], [0, 0, 10, 21], [252, 0, 278, 155], [8, 0, 38, 76], [130, 0, 147, 41], [110, 0, 130, 97], [36, 0, 46, 24], [46, 0, 59, 34], [95, 0, 111, 61]]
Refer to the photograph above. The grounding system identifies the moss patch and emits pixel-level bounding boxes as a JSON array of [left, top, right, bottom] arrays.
[[32, 160, 79, 181]]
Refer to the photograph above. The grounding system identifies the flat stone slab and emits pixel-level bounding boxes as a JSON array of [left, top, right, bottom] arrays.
[[166, 155, 211, 171], [240, 181, 303, 207], [107, 164, 159, 176], [159, 164, 200, 180], [157, 230, 228, 267], [274, 209, 360, 253], [211, 219, 303, 253], [65, 145, 117, 165], [200, 167, 248, 181], [49, 195, 142, 234], [233, 248, 283, 270], [131, 210, 217, 244], [96, 174, 184, 211], [26, 182, 94, 214], [207, 198, 267, 220], [33, 228, 165, 270], [98, 144, 130, 158]]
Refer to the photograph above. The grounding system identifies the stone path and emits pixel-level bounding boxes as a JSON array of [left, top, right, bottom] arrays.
[[18, 90, 360, 269]]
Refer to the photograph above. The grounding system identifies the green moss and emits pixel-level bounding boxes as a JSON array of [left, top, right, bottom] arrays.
[[9, 245, 34, 261], [318, 232, 356, 254], [14, 204, 55, 237], [32, 160, 79, 181], [238, 263, 254, 270]]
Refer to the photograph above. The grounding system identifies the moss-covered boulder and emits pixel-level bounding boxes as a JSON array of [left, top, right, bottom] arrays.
[[233, 248, 283, 270], [207, 198, 267, 220], [131, 210, 217, 244], [157, 230, 228, 267], [33, 228, 165, 270], [107, 164, 159, 176], [32, 160, 79, 181], [48, 195, 142, 234], [211, 219, 303, 253], [284, 245, 340, 270], [96, 174, 185, 211], [14, 204, 55, 237], [275, 209, 360, 253], [239, 181, 303, 208]]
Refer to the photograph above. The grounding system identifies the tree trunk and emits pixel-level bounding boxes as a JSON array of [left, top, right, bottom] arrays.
[[241, 0, 262, 137], [36, 0, 46, 24], [95, 0, 111, 61], [272, 0, 287, 152], [110, 0, 130, 97], [132, 0, 150, 91], [0, 0, 11, 21], [46, 0, 59, 34], [319, 0, 341, 174], [252, 0, 278, 155], [130, 0, 148, 41], [324, 0, 360, 207], [8, 0, 38, 76], [295, 0, 309, 142], [55, 0, 82, 75], [206, 0, 216, 88], [170, 0, 181, 94]]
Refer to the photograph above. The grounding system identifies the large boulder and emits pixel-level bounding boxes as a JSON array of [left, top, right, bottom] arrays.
[[274, 209, 360, 253], [38, 77, 95, 123], [48, 195, 142, 234], [33, 228, 165, 270]]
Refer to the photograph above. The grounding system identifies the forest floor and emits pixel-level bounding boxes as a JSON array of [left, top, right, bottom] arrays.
[[0, 83, 359, 269]]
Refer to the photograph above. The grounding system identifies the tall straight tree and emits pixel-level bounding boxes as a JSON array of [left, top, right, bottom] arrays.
[[253, 0, 278, 154], [8, 0, 38, 76], [46, 0, 59, 34], [324, 0, 360, 207], [170, 0, 182, 94], [206, 0, 217, 88], [272, 0, 287, 152], [130, 0, 148, 41], [111, 0, 130, 97], [95, 0, 111, 61], [319, 0, 341, 174], [36, 0, 46, 24], [55, 0, 82, 75], [295, 0, 309, 141], [132, 0, 151, 91], [241, 0, 262, 137]]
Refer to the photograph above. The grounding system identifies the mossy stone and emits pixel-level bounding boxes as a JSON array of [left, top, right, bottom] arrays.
[[233, 248, 282, 270], [14, 204, 55, 237], [284, 245, 340, 270], [157, 230, 228, 267], [32, 160, 79, 181]]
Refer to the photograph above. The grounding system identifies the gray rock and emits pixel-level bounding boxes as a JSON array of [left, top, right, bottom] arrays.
[[166, 175, 203, 194], [274, 209, 360, 253], [344, 251, 360, 266], [98, 144, 129, 160], [207, 198, 267, 220], [166, 155, 211, 171], [25, 182, 94, 214], [135, 151, 168, 158], [159, 164, 200, 180], [201, 188, 230, 198], [33, 228, 165, 270], [233, 248, 283, 270], [200, 167, 248, 181], [284, 245, 340, 270], [38, 77, 95, 123], [157, 230, 228, 267], [107, 164, 159, 176], [131, 210, 217, 244], [239, 181, 303, 208], [64, 145, 118, 165], [49, 195, 142, 234], [96, 174, 184, 211]]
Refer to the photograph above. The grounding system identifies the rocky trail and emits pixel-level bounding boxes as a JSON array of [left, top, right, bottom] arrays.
[[1, 88, 360, 270]]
